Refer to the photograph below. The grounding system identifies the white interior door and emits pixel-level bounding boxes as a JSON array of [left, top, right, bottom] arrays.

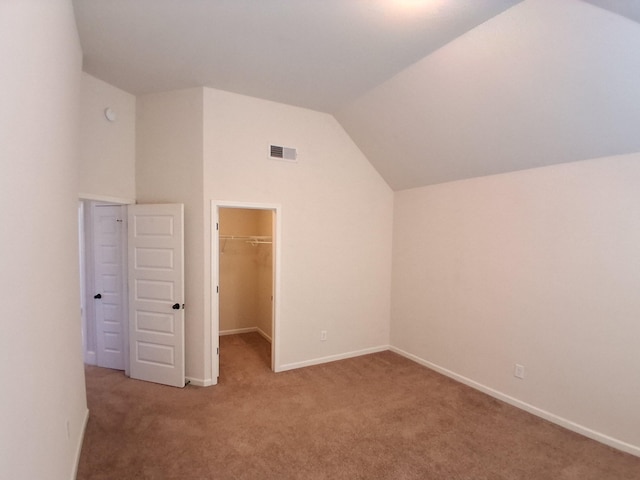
[[128, 203, 185, 388], [93, 204, 126, 370]]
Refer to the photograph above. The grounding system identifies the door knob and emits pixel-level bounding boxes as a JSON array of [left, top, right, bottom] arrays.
[[94, 293, 102, 299], [172, 303, 180, 310]]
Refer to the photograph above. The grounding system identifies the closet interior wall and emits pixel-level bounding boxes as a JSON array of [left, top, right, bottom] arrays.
[[219, 208, 273, 341]]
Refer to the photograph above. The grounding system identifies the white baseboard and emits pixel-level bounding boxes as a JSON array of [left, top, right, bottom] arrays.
[[277, 345, 388, 373], [219, 327, 272, 343], [185, 376, 216, 387], [219, 327, 256, 336], [71, 408, 90, 480], [389, 346, 640, 458], [256, 327, 272, 343]]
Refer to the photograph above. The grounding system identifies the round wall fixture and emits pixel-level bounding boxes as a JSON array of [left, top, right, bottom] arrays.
[[104, 107, 117, 122]]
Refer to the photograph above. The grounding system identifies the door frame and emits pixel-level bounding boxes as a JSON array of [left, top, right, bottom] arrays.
[[93, 203, 128, 371], [79, 195, 133, 375], [211, 200, 282, 378]]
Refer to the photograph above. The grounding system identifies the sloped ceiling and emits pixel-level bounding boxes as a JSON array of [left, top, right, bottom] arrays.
[[336, 0, 640, 189], [582, 0, 640, 23], [73, 0, 522, 112], [73, 0, 640, 190]]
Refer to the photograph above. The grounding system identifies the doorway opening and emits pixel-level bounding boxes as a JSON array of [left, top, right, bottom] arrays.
[[212, 202, 280, 379], [79, 200, 128, 374], [81, 200, 187, 387]]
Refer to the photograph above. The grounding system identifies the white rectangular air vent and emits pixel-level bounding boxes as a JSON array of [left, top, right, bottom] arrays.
[[269, 144, 297, 162]]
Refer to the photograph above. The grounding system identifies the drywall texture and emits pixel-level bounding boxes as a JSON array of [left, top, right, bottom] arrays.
[[136, 88, 206, 381], [219, 208, 272, 338], [391, 154, 640, 452], [204, 88, 394, 371], [79, 72, 136, 202], [0, 1, 88, 479]]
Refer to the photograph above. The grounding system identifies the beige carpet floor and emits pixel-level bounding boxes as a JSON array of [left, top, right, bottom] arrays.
[[77, 333, 639, 479]]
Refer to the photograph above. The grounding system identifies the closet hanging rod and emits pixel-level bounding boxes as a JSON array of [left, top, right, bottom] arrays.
[[219, 234, 272, 245], [219, 235, 271, 240]]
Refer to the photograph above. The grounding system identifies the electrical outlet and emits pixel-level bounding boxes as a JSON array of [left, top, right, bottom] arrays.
[[320, 330, 327, 341], [514, 364, 525, 379]]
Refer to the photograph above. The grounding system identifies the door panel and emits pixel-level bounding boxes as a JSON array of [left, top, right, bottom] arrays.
[[128, 204, 185, 388], [94, 205, 126, 370]]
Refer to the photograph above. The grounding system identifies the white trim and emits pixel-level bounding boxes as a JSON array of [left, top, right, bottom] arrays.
[[71, 408, 90, 480], [78, 202, 88, 364], [82, 201, 98, 362], [219, 327, 257, 336], [389, 346, 640, 458], [256, 327, 272, 344], [80, 199, 130, 372], [120, 211, 130, 377], [277, 345, 389, 372], [84, 350, 97, 366], [185, 377, 215, 387], [211, 200, 282, 381], [91, 203, 129, 372], [79, 193, 135, 205], [219, 327, 273, 343]]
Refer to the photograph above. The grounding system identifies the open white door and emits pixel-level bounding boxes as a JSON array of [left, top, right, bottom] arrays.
[[128, 203, 185, 388]]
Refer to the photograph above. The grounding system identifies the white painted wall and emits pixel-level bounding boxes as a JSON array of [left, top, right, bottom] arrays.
[[136, 88, 207, 382], [391, 154, 640, 454], [203, 88, 394, 372], [136, 87, 392, 382], [79, 72, 136, 202], [0, 1, 88, 479]]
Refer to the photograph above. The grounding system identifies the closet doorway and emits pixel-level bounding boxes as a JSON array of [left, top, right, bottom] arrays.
[[213, 203, 279, 378]]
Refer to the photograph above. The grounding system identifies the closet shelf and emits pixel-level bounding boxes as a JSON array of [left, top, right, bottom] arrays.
[[219, 235, 272, 245]]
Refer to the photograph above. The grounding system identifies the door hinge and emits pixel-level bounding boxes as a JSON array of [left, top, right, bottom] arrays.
[[216, 286, 219, 293], [217, 347, 219, 355], [216, 222, 219, 231]]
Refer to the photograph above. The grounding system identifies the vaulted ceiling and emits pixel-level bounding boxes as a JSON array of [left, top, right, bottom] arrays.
[[73, 0, 640, 190]]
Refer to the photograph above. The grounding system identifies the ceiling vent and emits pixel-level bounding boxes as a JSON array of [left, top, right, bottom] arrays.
[[269, 144, 297, 162]]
